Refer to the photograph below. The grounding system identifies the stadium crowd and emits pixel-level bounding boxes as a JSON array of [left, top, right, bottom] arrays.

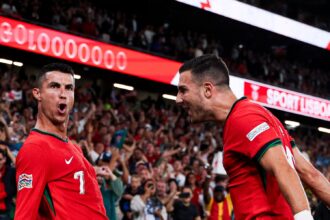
[[0, 0, 329, 99], [0, 66, 329, 219], [0, 0, 329, 219]]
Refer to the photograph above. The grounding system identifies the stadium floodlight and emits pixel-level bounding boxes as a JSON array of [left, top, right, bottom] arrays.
[[175, 0, 330, 51], [13, 61, 23, 67], [318, 127, 330, 134], [113, 83, 134, 91], [284, 120, 300, 128], [74, 74, 81, 80], [162, 94, 177, 101], [0, 58, 13, 65]]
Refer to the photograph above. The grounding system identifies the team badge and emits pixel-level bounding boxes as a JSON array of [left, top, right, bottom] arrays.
[[18, 173, 33, 191], [246, 122, 270, 141]]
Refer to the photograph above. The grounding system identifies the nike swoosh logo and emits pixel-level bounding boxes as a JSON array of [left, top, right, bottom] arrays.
[[65, 156, 73, 164]]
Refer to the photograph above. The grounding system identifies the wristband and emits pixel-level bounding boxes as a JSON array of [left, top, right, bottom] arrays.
[[294, 210, 313, 220]]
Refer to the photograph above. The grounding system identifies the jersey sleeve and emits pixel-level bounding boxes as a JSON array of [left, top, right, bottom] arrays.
[[289, 136, 297, 148], [276, 116, 296, 150], [228, 112, 283, 161], [15, 143, 49, 220]]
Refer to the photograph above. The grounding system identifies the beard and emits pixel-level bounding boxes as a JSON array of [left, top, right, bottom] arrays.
[[189, 105, 214, 124]]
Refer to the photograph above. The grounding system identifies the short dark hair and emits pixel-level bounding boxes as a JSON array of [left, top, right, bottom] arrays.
[[37, 63, 75, 88], [214, 185, 225, 193], [215, 174, 228, 183], [179, 54, 230, 87]]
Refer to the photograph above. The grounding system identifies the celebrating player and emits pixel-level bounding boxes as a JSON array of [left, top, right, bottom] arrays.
[[15, 63, 108, 219], [176, 54, 330, 220]]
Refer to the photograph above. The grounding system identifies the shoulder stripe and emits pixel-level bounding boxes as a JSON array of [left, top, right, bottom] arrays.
[[254, 138, 282, 162], [290, 140, 297, 148]]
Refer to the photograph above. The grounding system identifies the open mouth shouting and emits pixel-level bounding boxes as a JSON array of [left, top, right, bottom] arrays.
[[57, 103, 67, 114]]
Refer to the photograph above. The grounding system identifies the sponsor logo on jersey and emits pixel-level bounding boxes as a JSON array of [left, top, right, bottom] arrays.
[[246, 122, 270, 141], [65, 156, 73, 164], [18, 173, 33, 191]]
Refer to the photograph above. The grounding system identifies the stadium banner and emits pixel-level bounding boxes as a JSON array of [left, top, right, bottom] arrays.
[[175, 0, 330, 51], [243, 79, 330, 121], [0, 16, 181, 84], [171, 73, 329, 122]]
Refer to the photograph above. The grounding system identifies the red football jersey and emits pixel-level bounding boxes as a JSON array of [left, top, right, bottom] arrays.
[[15, 129, 107, 220], [223, 97, 296, 220]]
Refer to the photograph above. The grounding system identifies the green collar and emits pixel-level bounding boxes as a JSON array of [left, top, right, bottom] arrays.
[[32, 128, 68, 143]]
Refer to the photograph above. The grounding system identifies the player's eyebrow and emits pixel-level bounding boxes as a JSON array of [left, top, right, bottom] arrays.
[[48, 81, 61, 88], [65, 84, 74, 90], [177, 85, 188, 92], [48, 81, 74, 88]]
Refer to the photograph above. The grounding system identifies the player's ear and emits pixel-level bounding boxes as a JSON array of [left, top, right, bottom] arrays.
[[32, 88, 41, 101], [203, 82, 213, 99]]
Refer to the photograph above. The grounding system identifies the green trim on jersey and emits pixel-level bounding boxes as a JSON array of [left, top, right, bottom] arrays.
[[290, 140, 297, 148], [254, 138, 282, 191], [32, 128, 68, 143], [254, 138, 282, 162], [44, 185, 56, 216]]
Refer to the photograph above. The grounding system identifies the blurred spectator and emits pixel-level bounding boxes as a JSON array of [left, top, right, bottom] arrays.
[[0, 119, 10, 145], [313, 202, 330, 220], [203, 179, 233, 220], [131, 179, 167, 220], [1, 0, 20, 18], [120, 175, 142, 220], [97, 166, 124, 220], [168, 186, 201, 220], [155, 179, 178, 214], [0, 102, 12, 126], [0, 148, 16, 220], [171, 160, 186, 187]]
